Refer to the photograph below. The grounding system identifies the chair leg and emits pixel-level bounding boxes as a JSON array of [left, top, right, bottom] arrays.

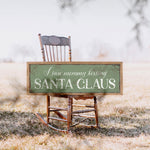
[[71, 98, 73, 125], [47, 95, 50, 124], [94, 96, 99, 127], [36, 95, 69, 133], [67, 97, 72, 132]]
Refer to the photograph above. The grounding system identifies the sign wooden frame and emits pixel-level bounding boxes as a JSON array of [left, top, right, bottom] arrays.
[[27, 62, 123, 96]]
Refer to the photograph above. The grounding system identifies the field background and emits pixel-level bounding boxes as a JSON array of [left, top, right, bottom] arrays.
[[0, 0, 150, 149], [0, 62, 150, 150]]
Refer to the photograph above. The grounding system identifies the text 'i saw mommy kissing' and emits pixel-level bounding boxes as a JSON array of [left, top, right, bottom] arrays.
[[34, 66, 116, 90]]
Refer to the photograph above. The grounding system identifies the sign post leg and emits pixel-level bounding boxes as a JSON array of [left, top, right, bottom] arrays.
[[94, 96, 99, 128], [67, 97, 72, 132], [47, 95, 50, 124]]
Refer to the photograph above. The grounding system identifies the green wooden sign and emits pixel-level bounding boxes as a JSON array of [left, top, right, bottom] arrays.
[[27, 62, 123, 95]]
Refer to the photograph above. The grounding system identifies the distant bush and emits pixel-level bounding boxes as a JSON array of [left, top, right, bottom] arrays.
[[0, 58, 14, 63]]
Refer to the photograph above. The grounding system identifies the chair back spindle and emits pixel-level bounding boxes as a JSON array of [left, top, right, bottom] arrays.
[[38, 34, 72, 62]]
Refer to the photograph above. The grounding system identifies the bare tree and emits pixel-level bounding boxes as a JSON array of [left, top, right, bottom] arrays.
[[57, 0, 150, 49], [123, 0, 149, 48], [57, 0, 93, 10]]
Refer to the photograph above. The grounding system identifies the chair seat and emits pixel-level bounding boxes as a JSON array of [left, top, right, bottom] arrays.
[[48, 94, 94, 100], [73, 95, 94, 100]]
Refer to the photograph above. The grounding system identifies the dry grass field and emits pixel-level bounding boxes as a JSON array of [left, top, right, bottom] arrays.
[[0, 62, 150, 150]]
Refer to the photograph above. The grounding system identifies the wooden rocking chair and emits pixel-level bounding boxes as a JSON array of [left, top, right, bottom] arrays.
[[36, 33, 99, 133]]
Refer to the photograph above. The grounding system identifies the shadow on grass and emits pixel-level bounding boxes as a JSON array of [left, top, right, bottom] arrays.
[[73, 123, 149, 137], [0, 111, 60, 140], [1, 107, 150, 139], [73, 107, 150, 137]]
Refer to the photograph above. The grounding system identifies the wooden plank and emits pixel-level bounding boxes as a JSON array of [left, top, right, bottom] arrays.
[[50, 108, 67, 112], [48, 45, 52, 61], [35, 113, 48, 126], [67, 97, 72, 131], [49, 106, 67, 110], [49, 117, 67, 122], [64, 46, 66, 61], [70, 118, 88, 127], [54, 111, 67, 120], [56, 46, 58, 61], [68, 36, 72, 62], [73, 114, 95, 118], [72, 104, 94, 108], [94, 96, 99, 127], [47, 95, 50, 123], [44, 45, 49, 62], [72, 109, 95, 114], [77, 124, 99, 128], [52, 46, 55, 62], [60, 46, 62, 61], [38, 34, 46, 62]]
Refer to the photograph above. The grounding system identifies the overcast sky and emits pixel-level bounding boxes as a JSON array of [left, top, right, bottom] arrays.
[[0, 0, 150, 61]]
